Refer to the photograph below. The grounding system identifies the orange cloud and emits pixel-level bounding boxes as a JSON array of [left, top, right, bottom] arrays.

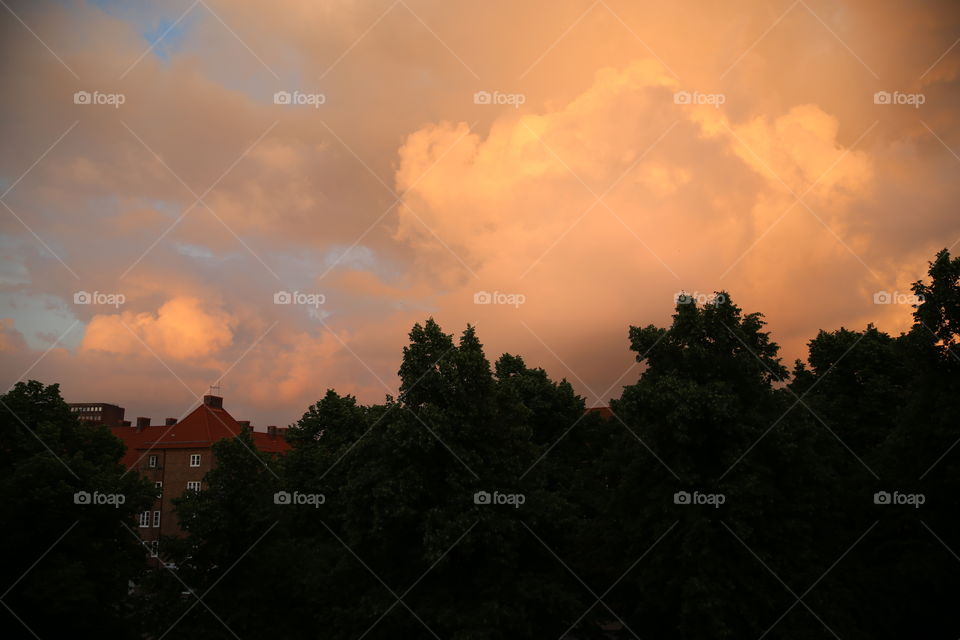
[[81, 297, 236, 360], [2, 0, 958, 424]]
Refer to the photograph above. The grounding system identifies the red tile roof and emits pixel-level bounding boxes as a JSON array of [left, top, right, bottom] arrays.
[[585, 406, 615, 420], [252, 430, 291, 454], [110, 401, 290, 468]]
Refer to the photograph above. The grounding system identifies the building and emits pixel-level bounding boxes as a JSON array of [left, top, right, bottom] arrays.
[[68, 402, 126, 427], [586, 406, 615, 420], [108, 394, 290, 556]]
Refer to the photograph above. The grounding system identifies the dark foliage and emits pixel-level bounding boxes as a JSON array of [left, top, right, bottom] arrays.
[[3, 250, 957, 639]]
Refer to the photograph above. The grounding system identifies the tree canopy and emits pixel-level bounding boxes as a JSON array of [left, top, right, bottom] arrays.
[[2, 249, 957, 639]]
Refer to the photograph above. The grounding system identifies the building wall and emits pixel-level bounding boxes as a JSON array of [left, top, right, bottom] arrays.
[[132, 449, 164, 548], [130, 446, 212, 545], [156, 447, 211, 537], [69, 403, 126, 427]]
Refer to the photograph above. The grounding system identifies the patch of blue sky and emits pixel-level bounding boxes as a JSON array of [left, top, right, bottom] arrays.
[[87, 0, 198, 63], [147, 199, 185, 218], [0, 291, 84, 351], [0, 237, 31, 286], [270, 244, 405, 288], [173, 242, 215, 259], [83, 0, 308, 110]]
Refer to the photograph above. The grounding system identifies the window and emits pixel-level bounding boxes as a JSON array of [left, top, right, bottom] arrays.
[[155, 481, 163, 496], [187, 481, 201, 492], [148, 540, 159, 557], [152, 511, 161, 528], [189, 454, 201, 467], [148, 455, 158, 468], [139, 511, 150, 528]]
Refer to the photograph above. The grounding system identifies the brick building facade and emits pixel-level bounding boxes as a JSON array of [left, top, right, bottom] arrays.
[[107, 394, 290, 556]]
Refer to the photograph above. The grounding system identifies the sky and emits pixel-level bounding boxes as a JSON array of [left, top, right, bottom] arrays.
[[1, 0, 958, 428]]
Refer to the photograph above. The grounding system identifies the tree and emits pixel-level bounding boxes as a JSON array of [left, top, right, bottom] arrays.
[[790, 325, 910, 458], [329, 320, 578, 639], [601, 295, 844, 639], [135, 427, 293, 639], [0, 381, 154, 639], [844, 248, 960, 639], [911, 248, 960, 365]]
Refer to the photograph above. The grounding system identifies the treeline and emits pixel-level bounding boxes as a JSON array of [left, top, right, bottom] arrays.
[[1, 249, 958, 639]]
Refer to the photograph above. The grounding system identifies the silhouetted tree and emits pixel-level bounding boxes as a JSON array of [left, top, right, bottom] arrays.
[[0, 381, 154, 639], [600, 294, 845, 639], [26, 250, 960, 640]]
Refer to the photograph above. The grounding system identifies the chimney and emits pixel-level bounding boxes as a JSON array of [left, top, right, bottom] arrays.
[[238, 420, 252, 433], [203, 395, 223, 409], [165, 418, 177, 426], [267, 425, 277, 439], [136, 417, 150, 431]]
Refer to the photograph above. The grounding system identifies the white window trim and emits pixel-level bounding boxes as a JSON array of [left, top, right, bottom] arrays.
[[152, 510, 161, 528], [189, 454, 201, 467], [187, 481, 201, 491], [139, 511, 150, 528], [148, 455, 158, 468]]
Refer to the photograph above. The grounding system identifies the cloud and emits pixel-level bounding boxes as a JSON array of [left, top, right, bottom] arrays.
[[1, 0, 958, 424], [81, 296, 236, 360]]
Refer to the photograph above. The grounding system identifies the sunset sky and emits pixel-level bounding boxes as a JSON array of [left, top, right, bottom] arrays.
[[1, 0, 958, 427]]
